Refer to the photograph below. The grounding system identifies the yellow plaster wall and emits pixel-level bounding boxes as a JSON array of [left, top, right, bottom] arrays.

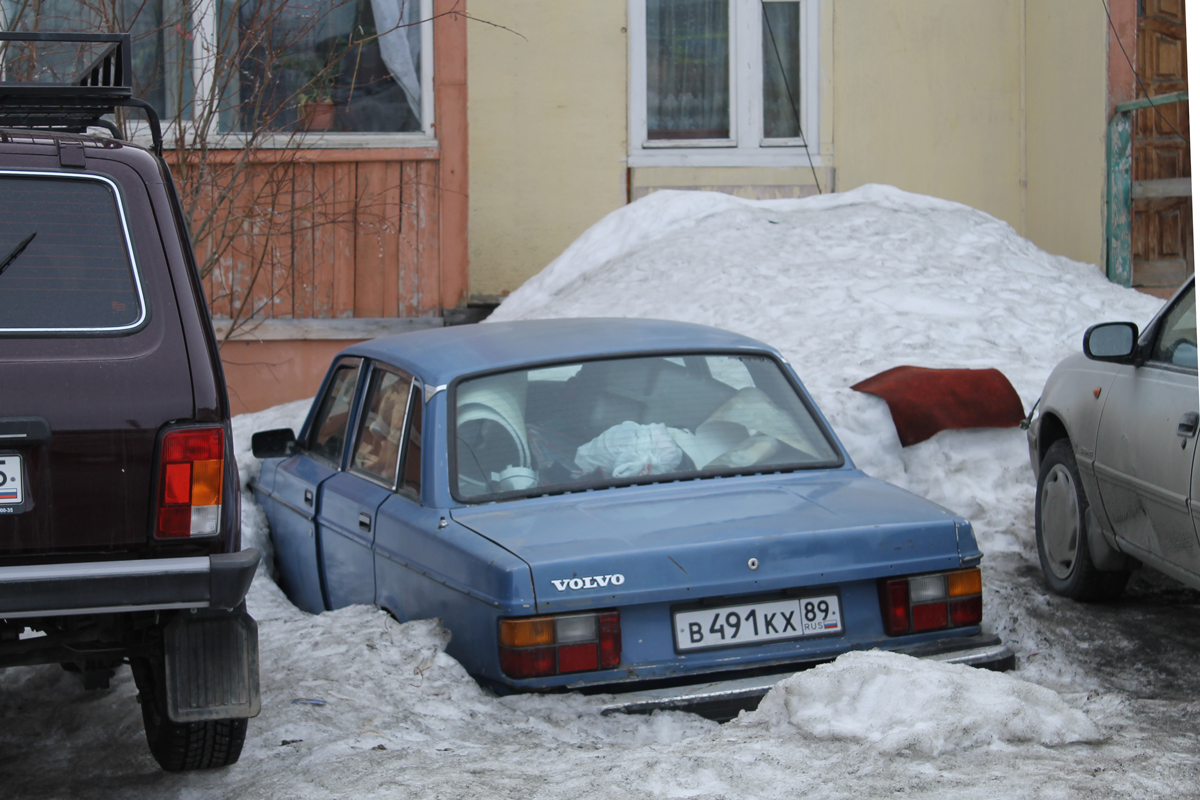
[[467, 2, 629, 298], [1023, 0, 1108, 268], [831, 1, 1027, 233]]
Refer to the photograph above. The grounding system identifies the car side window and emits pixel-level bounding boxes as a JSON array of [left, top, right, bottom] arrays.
[[307, 362, 361, 466], [1150, 283, 1197, 370], [399, 382, 424, 500], [351, 367, 412, 487]]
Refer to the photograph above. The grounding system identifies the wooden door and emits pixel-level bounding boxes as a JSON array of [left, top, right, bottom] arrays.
[[1132, 0, 1192, 294]]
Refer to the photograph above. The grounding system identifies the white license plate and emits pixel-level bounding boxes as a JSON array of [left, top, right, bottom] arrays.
[[674, 594, 842, 652], [0, 453, 22, 505]]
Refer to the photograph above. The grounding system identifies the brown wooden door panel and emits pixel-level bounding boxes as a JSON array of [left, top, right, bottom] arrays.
[[1132, 0, 1192, 292]]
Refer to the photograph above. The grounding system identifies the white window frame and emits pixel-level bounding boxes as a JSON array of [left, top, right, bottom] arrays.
[[629, 0, 819, 167], [135, 0, 436, 148]]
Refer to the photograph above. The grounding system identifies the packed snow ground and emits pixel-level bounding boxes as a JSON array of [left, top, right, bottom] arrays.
[[2, 185, 1194, 799]]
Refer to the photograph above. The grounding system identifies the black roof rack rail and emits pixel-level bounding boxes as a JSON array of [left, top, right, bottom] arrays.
[[0, 32, 162, 156]]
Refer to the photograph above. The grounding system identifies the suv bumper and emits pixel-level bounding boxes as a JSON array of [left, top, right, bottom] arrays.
[[0, 548, 260, 619]]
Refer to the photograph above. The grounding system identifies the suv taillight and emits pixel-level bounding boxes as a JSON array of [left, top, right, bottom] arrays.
[[879, 568, 983, 636], [155, 427, 224, 539], [498, 611, 621, 679]]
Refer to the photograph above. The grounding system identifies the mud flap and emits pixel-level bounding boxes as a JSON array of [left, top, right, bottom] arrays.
[[163, 609, 261, 722]]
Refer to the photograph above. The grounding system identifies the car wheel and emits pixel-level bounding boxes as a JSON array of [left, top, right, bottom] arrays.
[[1035, 439, 1129, 601], [131, 658, 248, 772]]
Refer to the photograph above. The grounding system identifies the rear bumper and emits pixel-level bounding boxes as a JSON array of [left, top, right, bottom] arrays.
[[0, 548, 260, 619], [599, 633, 1014, 717]]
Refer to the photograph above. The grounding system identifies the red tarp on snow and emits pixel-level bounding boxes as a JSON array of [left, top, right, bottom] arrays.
[[850, 366, 1025, 447]]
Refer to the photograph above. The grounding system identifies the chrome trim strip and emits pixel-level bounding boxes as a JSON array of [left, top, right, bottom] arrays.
[[0, 556, 209, 582], [0, 169, 149, 334], [2, 601, 206, 619]]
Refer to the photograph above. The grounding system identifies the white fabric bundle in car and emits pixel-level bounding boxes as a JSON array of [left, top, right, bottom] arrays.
[[575, 421, 684, 478]]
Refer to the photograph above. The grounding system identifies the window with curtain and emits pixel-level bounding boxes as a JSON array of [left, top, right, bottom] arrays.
[[227, 0, 424, 133], [0, 0, 430, 136], [632, 0, 817, 165], [646, 0, 729, 140], [0, 0, 194, 121]]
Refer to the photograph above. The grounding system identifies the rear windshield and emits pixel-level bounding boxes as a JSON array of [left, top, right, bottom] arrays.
[[453, 353, 841, 502], [0, 172, 144, 333]]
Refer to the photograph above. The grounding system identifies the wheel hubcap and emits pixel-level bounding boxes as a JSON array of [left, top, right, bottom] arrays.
[[1041, 464, 1080, 580]]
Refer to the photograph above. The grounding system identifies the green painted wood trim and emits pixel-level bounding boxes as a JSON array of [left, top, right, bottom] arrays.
[[1106, 113, 1133, 287], [1114, 90, 1189, 114]]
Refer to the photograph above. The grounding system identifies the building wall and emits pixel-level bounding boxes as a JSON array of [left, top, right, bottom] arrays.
[[467, 1, 629, 299], [830, 1, 1027, 236], [221, 0, 469, 414], [1024, 0, 1109, 269], [466, 0, 1113, 300]]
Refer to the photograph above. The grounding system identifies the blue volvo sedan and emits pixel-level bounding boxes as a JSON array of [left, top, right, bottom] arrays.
[[251, 319, 1012, 716]]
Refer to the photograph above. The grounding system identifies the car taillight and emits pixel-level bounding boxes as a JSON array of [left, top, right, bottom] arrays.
[[155, 427, 224, 539], [879, 568, 982, 636], [498, 611, 621, 679]]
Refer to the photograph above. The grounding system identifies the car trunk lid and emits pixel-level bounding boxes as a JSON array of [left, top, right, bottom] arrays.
[[450, 471, 968, 614]]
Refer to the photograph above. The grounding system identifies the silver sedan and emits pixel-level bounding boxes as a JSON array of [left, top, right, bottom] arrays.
[[1027, 277, 1198, 599]]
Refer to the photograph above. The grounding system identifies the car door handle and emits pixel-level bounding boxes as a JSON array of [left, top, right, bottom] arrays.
[[1179, 412, 1199, 438], [359, 512, 371, 532], [304, 489, 313, 506]]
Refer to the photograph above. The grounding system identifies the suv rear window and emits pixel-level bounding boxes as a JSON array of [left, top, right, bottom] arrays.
[[0, 172, 144, 333]]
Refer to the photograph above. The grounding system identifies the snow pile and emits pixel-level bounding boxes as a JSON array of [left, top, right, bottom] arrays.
[[230, 398, 312, 574], [741, 650, 1102, 755], [489, 185, 1164, 552]]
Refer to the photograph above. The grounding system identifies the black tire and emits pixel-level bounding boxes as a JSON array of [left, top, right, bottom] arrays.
[[131, 658, 248, 772], [1035, 439, 1130, 601]]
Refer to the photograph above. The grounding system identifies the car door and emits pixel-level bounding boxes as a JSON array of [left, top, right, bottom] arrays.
[[266, 357, 364, 614], [317, 363, 413, 610], [1094, 282, 1199, 572], [372, 379, 445, 621]]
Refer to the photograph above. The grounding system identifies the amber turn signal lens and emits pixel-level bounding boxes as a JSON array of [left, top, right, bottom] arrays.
[[499, 617, 555, 647], [947, 568, 982, 598]]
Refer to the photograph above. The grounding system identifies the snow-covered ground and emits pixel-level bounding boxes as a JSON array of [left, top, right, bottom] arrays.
[[3, 185, 1196, 799]]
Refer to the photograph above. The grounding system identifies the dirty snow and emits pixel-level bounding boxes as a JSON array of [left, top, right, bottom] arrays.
[[2, 185, 1192, 799]]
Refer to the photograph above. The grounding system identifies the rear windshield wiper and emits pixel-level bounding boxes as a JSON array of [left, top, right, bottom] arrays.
[[0, 231, 37, 278]]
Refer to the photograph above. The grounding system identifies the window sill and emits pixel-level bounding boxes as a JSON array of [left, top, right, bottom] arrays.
[[627, 148, 828, 169], [212, 316, 444, 342]]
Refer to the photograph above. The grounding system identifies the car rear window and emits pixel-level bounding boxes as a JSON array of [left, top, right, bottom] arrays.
[[453, 353, 841, 501], [0, 172, 144, 333]]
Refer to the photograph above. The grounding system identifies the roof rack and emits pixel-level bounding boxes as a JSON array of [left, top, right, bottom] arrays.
[[0, 32, 162, 156]]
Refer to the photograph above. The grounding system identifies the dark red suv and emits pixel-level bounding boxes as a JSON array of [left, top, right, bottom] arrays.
[[0, 33, 259, 770]]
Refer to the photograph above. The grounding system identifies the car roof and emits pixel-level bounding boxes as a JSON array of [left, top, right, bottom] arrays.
[[342, 318, 781, 385]]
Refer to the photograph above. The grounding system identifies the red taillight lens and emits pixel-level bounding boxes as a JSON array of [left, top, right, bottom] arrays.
[[882, 579, 910, 635], [880, 568, 982, 636], [598, 611, 621, 669], [499, 610, 621, 679], [499, 646, 556, 679], [156, 427, 224, 539], [911, 601, 948, 631], [949, 596, 983, 626]]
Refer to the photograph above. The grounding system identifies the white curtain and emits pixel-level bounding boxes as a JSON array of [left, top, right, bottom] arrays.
[[646, 0, 729, 140], [370, 0, 422, 125]]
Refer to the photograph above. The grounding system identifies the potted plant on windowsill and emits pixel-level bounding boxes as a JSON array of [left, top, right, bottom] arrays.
[[296, 45, 345, 131]]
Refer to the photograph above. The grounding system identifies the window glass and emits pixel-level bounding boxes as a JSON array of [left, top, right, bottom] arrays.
[[646, 0, 729, 140], [400, 383, 423, 497], [1151, 283, 1197, 369], [308, 362, 361, 464], [454, 353, 839, 501], [221, 0, 422, 133], [0, 175, 143, 332], [761, 1, 800, 139], [0, 1, 194, 121], [352, 368, 410, 485]]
